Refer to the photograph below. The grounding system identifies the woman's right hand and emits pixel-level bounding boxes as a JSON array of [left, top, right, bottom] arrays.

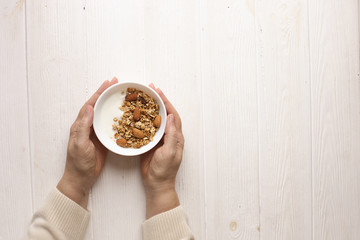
[[141, 84, 185, 219]]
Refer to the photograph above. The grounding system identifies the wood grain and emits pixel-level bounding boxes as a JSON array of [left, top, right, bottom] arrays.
[[25, 0, 92, 237], [0, 0, 32, 239], [1, 0, 359, 239], [200, 0, 260, 239], [26, 0, 204, 239], [144, 0, 205, 238], [83, 0, 146, 239], [256, 0, 312, 239], [309, 0, 360, 239]]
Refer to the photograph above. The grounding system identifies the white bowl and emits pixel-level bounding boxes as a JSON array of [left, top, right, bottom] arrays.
[[93, 82, 167, 156]]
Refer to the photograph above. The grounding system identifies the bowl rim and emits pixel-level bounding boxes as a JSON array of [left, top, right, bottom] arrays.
[[93, 82, 167, 156]]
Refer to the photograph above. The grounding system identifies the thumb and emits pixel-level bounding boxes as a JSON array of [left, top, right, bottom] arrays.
[[77, 105, 94, 141], [163, 114, 177, 149]]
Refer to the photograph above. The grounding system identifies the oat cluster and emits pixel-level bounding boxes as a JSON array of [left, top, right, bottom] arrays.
[[112, 88, 161, 148]]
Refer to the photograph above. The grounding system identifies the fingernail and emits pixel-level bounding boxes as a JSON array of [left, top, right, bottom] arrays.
[[168, 114, 174, 124]]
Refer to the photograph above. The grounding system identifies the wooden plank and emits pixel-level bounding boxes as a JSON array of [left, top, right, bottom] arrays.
[[27, 0, 204, 239], [255, 0, 312, 239], [309, 0, 360, 239], [200, 0, 260, 239], [0, 0, 32, 239], [25, 0, 93, 238], [83, 0, 147, 239], [144, 0, 206, 239]]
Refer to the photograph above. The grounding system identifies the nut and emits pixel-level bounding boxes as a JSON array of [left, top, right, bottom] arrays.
[[116, 138, 127, 147], [113, 88, 160, 148], [133, 107, 141, 121], [133, 128, 145, 138], [139, 96, 147, 104], [153, 115, 161, 128], [125, 93, 138, 101]]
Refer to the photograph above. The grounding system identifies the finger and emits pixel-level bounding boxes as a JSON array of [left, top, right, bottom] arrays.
[[155, 88, 178, 116], [90, 130, 108, 168], [149, 83, 156, 90], [163, 114, 178, 150], [87, 77, 118, 107], [155, 88, 182, 130], [76, 79, 117, 121], [77, 105, 94, 142], [87, 80, 113, 107], [90, 128, 107, 153], [76, 80, 110, 121], [110, 76, 118, 85]]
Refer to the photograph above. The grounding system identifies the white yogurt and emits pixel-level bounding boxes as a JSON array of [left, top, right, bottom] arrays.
[[99, 91, 125, 139]]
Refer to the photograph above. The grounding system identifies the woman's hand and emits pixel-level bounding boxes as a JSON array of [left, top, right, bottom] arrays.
[[57, 78, 118, 209], [141, 84, 185, 219]]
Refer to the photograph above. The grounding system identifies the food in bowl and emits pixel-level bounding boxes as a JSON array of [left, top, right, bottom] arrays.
[[112, 88, 161, 148]]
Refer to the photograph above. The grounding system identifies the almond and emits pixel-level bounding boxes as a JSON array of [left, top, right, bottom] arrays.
[[153, 115, 161, 128], [133, 128, 145, 138], [116, 138, 127, 147], [133, 107, 141, 121], [139, 96, 147, 104], [125, 93, 138, 101]]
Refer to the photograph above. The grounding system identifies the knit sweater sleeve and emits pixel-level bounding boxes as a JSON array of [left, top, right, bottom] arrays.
[[25, 189, 193, 240], [24, 188, 90, 240], [142, 206, 194, 240]]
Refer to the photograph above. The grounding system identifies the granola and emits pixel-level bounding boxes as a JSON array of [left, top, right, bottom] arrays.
[[112, 88, 161, 148]]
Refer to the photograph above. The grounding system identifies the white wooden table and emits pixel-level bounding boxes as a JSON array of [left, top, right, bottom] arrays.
[[1, 0, 360, 239]]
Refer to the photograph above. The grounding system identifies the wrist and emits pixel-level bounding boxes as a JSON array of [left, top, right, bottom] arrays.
[[145, 185, 180, 219], [57, 174, 90, 209]]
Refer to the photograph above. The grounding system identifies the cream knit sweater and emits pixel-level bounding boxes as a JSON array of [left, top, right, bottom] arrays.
[[25, 188, 194, 240]]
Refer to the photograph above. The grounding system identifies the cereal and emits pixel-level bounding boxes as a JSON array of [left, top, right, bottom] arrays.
[[112, 88, 160, 148]]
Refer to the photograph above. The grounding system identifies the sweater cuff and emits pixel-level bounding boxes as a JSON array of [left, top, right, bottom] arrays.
[[142, 206, 194, 240], [34, 188, 90, 240]]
